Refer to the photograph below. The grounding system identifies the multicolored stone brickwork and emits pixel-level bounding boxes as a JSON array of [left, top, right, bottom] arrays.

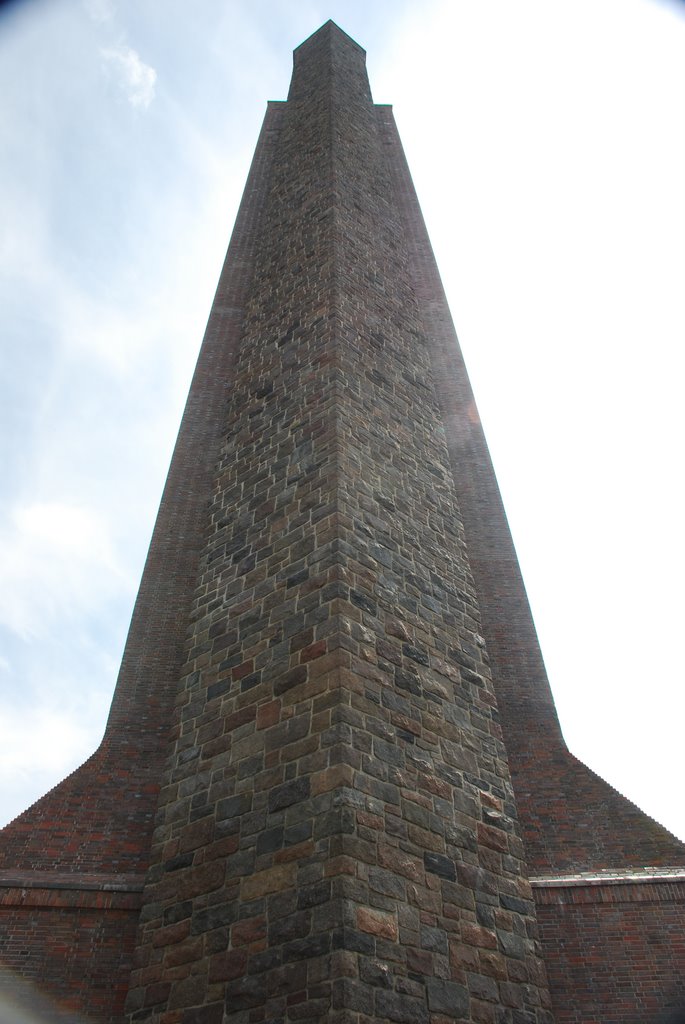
[[124, 24, 551, 1024], [0, 20, 683, 1024]]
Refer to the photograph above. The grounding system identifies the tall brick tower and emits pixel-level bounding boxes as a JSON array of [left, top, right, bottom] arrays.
[[1, 22, 684, 1024]]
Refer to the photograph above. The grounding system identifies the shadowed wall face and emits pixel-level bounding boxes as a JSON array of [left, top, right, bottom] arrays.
[[535, 878, 685, 1024], [124, 23, 552, 1024]]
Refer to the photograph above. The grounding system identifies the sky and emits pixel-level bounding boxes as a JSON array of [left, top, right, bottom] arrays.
[[0, 0, 683, 843]]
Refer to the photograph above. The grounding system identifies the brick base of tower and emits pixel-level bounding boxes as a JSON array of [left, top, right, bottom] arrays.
[[535, 874, 685, 1022], [1, 21, 683, 1024]]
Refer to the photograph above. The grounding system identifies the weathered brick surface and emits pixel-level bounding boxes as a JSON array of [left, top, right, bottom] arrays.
[[125, 22, 551, 1024], [374, 103, 685, 876], [374, 86, 685, 1023], [0, 71, 283, 1024], [534, 878, 685, 1023], [0, 873, 143, 1021], [0, 91, 282, 879]]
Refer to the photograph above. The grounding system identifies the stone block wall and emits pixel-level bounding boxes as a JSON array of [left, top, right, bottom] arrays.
[[374, 103, 685, 874], [123, 22, 552, 1024], [373, 92, 685, 1024]]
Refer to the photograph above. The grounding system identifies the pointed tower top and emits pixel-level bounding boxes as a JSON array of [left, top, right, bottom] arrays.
[[288, 20, 370, 105], [293, 20, 366, 62]]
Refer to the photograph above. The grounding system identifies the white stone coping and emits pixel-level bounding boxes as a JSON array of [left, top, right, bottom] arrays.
[[531, 866, 685, 888]]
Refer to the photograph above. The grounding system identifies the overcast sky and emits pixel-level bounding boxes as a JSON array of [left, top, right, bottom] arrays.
[[0, 0, 683, 842]]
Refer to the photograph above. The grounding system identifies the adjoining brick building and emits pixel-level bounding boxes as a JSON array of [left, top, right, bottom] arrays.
[[1, 21, 683, 1024]]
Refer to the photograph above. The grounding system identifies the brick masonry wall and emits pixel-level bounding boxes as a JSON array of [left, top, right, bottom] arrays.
[[374, 98, 685, 1020], [0, 97, 283, 879], [0, 84, 284, 1024], [0, 872, 142, 1021], [374, 104, 685, 875], [124, 22, 552, 1024], [376, 94, 685, 1020], [534, 877, 685, 1023]]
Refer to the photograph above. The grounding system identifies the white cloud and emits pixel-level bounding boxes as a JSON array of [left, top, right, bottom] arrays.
[[101, 45, 157, 109], [84, 0, 115, 24], [0, 501, 125, 640]]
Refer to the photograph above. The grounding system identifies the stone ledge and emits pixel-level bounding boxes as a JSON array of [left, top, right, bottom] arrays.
[[531, 867, 685, 906], [0, 870, 145, 892], [0, 868, 143, 901], [0, 871, 145, 908], [530, 866, 685, 888]]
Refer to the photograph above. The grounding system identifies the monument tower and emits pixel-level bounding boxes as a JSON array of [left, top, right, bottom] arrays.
[[1, 22, 684, 1024]]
